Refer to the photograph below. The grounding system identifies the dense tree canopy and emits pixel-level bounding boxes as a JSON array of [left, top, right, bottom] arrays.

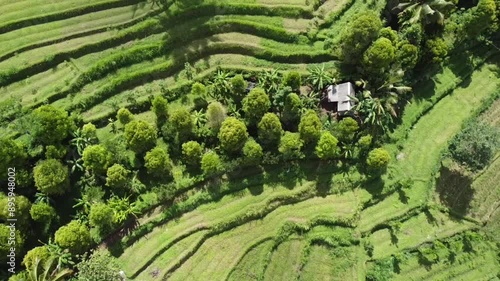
[[0, 138, 27, 174], [89, 202, 115, 234], [124, 120, 157, 154], [106, 164, 130, 189], [22, 246, 51, 269], [82, 144, 112, 174], [144, 147, 171, 178], [206, 101, 227, 132], [258, 113, 283, 146], [0, 224, 23, 264], [182, 141, 203, 166], [29, 202, 57, 226], [242, 88, 271, 123], [54, 220, 92, 254], [82, 122, 98, 140], [283, 93, 302, 123], [117, 108, 134, 125], [75, 252, 121, 281], [316, 131, 339, 160], [336, 117, 359, 142], [31, 105, 72, 145], [34, 159, 70, 195], [339, 11, 383, 64], [170, 108, 194, 139], [363, 38, 396, 75], [243, 139, 264, 165], [298, 110, 322, 144], [230, 74, 247, 99], [201, 151, 223, 176], [218, 117, 249, 153], [279, 132, 304, 160]]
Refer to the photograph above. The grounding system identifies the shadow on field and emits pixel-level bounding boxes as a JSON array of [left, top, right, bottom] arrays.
[[435, 160, 474, 217]]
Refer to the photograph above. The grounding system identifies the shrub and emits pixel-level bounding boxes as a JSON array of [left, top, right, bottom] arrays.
[[282, 71, 302, 92], [144, 147, 171, 179], [54, 220, 92, 254], [82, 144, 112, 174], [31, 105, 72, 145], [34, 159, 69, 195], [316, 131, 339, 160], [218, 117, 249, 153], [298, 109, 322, 144], [242, 87, 271, 123], [366, 148, 391, 175], [279, 132, 304, 160], [258, 113, 283, 146], [116, 108, 134, 125], [106, 164, 131, 189], [243, 138, 264, 165], [182, 141, 203, 166], [22, 246, 51, 268], [124, 120, 157, 154], [201, 151, 223, 176]]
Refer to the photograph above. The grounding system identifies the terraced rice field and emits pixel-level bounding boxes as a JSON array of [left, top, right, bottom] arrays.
[[1, 0, 499, 279]]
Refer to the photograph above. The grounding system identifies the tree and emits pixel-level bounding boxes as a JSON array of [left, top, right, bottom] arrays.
[[362, 38, 396, 76], [75, 251, 121, 281], [282, 93, 302, 123], [81, 123, 98, 141], [34, 159, 69, 195], [144, 147, 171, 178], [191, 82, 208, 97], [336, 117, 359, 142], [82, 145, 112, 174], [124, 120, 157, 154], [464, 0, 497, 37], [425, 37, 448, 63], [393, 0, 454, 27], [218, 117, 249, 153], [397, 42, 419, 70], [151, 95, 169, 121], [89, 203, 115, 235], [0, 224, 23, 264], [170, 108, 193, 140], [206, 101, 227, 133], [283, 71, 302, 92], [242, 88, 271, 123], [116, 108, 134, 125], [279, 132, 304, 160], [258, 113, 283, 146], [54, 220, 92, 254], [258, 69, 281, 94], [182, 141, 203, 166], [31, 105, 72, 145], [307, 64, 334, 92], [243, 139, 263, 165], [339, 11, 383, 64], [105, 164, 130, 189], [201, 151, 223, 176], [0, 137, 27, 174], [230, 74, 247, 100], [366, 148, 391, 175], [298, 110, 322, 144], [108, 195, 139, 224], [449, 122, 499, 171], [23, 246, 51, 269], [30, 202, 57, 233], [315, 131, 339, 160]]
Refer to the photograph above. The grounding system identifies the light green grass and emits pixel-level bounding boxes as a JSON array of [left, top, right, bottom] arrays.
[[0, 4, 155, 57], [469, 156, 500, 221], [300, 245, 358, 281], [369, 210, 476, 259], [228, 239, 274, 281], [263, 238, 304, 281], [479, 96, 500, 127]]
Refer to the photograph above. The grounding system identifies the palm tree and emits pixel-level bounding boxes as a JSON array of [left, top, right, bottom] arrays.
[[376, 81, 412, 117], [108, 196, 140, 224], [192, 109, 207, 128], [307, 64, 335, 92], [301, 91, 320, 111], [393, 0, 454, 27], [351, 91, 391, 133], [258, 69, 281, 94], [27, 257, 72, 281]]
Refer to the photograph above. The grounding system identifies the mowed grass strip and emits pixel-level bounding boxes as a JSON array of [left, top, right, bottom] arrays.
[[263, 238, 305, 281], [167, 192, 358, 281], [0, 4, 155, 57], [479, 96, 500, 127], [369, 210, 476, 259], [228, 239, 274, 281], [469, 156, 500, 221], [300, 245, 358, 281], [360, 63, 500, 232]]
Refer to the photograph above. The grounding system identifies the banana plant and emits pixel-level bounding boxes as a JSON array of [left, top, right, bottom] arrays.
[[27, 257, 72, 281]]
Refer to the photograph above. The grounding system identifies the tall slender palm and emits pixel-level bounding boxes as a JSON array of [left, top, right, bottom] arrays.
[[393, 0, 454, 26], [307, 64, 335, 92]]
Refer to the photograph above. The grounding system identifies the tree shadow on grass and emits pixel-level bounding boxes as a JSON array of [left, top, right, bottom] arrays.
[[435, 160, 474, 217]]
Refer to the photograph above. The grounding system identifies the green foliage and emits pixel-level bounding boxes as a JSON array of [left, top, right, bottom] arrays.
[[339, 11, 383, 64], [242, 87, 271, 123], [22, 246, 51, 269], [336, 117, 359, 142], [379, 27, 399, 43], [206, 101, 227, 132], [243, 138, 264, 165], [81, 123, 98, 141], [31, 105, 72, 145], [182, 141, 203, 166], [54, 220, 91, 254], [170, 108, 194, 140], [397, 42, 419, 70], [144, 147, 171, 178], [191, 82, 208, 97], [116, 108, 134, 125], [151, 95, 169, 120], [82, 144, 112, 174], [282, 71, 302, 92], [105, 164, 131, 189], [279, 132, 304, 160], [0, 224, 23, 264], [75, 251, 121, 281], [44, 145, 66, 159], [30, 202, 57, 228], [449, 122, 499, 170], [283, 93, 303, 123], [34, 159, 69, 195], [394, 0, 454, 27], [0, 138, 27, 175], [366, 257, 394, 281], [230, 74, 247, 99], [89, 203, 115, 235], [425, 38, 448, 63], [124, 120, 157, 154], [366, 148, 391, 175], [298, 109, 322, 144], [201, 150, 223, 176], [363, 38, 396, 75], [315, 131, 339, 160], [258, 113, 283, 146], [218, 117, 249, 153]]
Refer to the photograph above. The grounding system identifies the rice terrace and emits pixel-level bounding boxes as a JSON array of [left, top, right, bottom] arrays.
[[0, 0, 499, 280]]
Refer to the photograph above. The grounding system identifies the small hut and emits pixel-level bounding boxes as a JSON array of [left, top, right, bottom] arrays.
[[321, 82, 356, 114]]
